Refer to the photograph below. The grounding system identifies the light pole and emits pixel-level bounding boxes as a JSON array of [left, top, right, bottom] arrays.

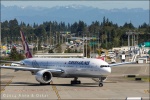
[[12, 37, 13, 46], [78, 31, 80, 37], [42, 36, 43, 53], [56, 33, 57, 45], [89, 33, 91, 58], [50, 24, 51, 46], [47, 36, 48, 46], [59, 33, 60, 44], [31, 36, 33, 55], [36, 36, 38, 52], [83, 32, 84, 58], [98, 32, 100, 50], [78, 31, 83, 38], [5, 37, 7, 48], [78, 31, 84, 57], [93, 35, 94, 55], [86, 31, 90, 58], [61, 34, 63, 44], [53, 37, 54, 47], [86, 34, 87, 58], [18, 37, 20, 45]]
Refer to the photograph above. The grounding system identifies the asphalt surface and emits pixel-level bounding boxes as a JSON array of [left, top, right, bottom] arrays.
[[0, 63, 149, 100]]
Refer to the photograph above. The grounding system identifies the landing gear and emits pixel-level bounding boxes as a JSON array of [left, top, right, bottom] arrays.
[[99, 83, 103, 87], [99, 77, 103, 87], [71, 77, 81, 84]]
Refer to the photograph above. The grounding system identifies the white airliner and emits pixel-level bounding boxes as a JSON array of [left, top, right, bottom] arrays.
[[0, 31, 136, 87]]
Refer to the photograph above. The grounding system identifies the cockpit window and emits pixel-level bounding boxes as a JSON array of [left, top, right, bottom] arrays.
[[100, 65, 109, 68]]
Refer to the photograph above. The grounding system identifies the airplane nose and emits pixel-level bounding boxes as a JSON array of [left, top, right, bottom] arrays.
[[107, 67, 111, 73], [104, 67, 111, 75]]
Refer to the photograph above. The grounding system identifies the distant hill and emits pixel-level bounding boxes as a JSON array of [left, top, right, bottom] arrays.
[[1, 5, 149, 27]]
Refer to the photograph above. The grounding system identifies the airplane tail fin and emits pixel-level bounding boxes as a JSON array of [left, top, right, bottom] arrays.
[[20, 31, 32, 58], [96, 56, 105, 61]]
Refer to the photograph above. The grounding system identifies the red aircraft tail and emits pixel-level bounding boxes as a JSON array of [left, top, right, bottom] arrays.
[[20, 31, 32, 58]]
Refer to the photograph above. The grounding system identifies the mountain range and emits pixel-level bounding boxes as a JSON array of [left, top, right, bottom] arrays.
[[1, 5, 149, 27]]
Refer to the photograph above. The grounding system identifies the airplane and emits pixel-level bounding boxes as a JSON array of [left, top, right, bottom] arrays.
[[0, 31, 136, 87]]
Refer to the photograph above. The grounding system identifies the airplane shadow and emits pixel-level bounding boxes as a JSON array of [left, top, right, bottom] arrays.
[[1, 82, 99, 87]]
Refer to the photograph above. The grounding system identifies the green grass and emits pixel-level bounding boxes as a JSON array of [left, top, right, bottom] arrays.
[[141, 77, 150, 82], [125, 76, 150, 82]]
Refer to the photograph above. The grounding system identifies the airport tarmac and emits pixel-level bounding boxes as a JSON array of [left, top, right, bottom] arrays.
[[0, 63, 149, 100]]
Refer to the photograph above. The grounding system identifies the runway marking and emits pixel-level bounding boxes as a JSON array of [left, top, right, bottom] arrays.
[[51, 81, 61, 99], [6, 80, 12, 86], [0, 76, 14, 94], [7, 76, 14, 85], [145, 66, 148, 73], [140, 66, 143, 74], [144, 90, 150, 94], [0, 88, 5, 94]]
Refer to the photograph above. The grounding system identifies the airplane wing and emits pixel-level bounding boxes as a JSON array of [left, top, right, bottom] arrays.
[[0, 60, 21, 63], [0, 65, 64, 74], [109, 62, 136, 67], [109, 53, 138, 67]]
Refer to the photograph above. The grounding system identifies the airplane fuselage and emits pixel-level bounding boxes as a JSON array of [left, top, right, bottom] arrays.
[[22, 58, 111, 78]]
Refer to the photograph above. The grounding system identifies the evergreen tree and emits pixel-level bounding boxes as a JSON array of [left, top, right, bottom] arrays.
[[9, 47, 24, 61], [1, 18, 150, 51]]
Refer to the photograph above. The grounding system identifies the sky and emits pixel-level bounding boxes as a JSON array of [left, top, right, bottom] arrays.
[[1, 1, 149, 10]]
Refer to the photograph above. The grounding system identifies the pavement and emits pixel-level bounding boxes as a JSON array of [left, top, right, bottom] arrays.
[[0, 63, 149, 100]]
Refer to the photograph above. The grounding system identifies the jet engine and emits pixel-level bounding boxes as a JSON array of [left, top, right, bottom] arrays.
[[35, 69, 52, 84]]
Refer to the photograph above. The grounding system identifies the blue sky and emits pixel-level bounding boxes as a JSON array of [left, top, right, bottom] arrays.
[[1, 1, 149, 10]]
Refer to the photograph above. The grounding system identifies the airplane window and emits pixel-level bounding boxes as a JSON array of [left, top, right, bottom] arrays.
[[100, 65, 109, 68]]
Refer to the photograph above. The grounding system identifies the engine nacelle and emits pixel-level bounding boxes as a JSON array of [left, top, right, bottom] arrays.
[[35, 69, 52, 84]]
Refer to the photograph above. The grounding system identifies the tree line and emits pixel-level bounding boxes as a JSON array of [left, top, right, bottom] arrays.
[[1, 17, 150, 49]]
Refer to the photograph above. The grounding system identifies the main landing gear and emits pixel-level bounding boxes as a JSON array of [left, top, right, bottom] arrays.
[[99, 77, 103, 87], [71, 77, 81, 84]]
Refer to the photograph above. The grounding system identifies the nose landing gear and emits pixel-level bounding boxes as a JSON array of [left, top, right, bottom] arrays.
[[99, 77, 103, 87], [99, 82, 103, 87]]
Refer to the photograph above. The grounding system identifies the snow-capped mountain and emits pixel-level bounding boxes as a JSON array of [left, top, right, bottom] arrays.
[[1, 5, 149, 27]]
